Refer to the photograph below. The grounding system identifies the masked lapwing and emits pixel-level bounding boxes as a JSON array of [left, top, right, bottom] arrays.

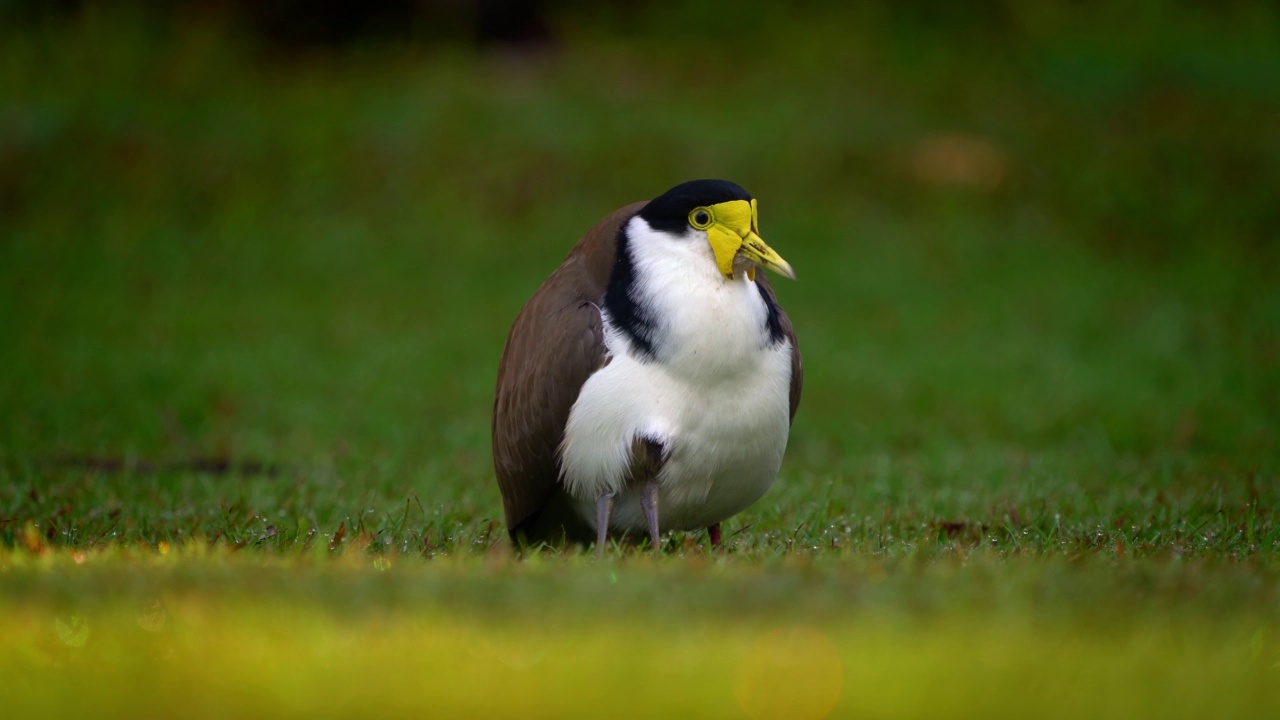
[[492, 179, 802, 551]]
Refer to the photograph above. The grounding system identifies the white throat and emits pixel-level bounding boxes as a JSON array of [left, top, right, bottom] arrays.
[[614, 216, 774, 366]]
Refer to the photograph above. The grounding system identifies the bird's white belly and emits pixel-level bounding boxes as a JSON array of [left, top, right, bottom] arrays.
[[559, 340, 792, 533]]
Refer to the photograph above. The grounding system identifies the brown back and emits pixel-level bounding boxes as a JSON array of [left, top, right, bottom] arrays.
[[492, 203, 646, 536]]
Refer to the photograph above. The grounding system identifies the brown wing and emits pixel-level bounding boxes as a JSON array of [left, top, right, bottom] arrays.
[[754, 273, 803, 423], [492, 202, 647, 538]]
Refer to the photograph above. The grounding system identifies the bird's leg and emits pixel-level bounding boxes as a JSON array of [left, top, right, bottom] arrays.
[[631, 436, 667, 551], [595, 491, 616, 557], [640, 479, 661, 550], [708, 523, 722, 547]]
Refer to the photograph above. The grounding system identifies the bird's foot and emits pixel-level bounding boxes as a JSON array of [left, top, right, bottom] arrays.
[[595, 491, 616, 557], [708, 523, 722, 548], [640, 479, 661, 550]]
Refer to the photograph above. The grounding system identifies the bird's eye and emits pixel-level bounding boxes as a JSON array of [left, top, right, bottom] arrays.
[[689, 208, 713, 229]]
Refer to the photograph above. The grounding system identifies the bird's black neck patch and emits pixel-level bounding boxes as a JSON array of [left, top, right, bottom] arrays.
[[606, 180, 763, 360], [637, 179, 753, 235], [603, 224, 658, 361], [756, 281, 786, 345]]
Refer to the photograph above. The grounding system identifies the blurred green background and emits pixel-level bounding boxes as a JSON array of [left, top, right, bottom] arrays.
[[1, 0, 1277, 548]]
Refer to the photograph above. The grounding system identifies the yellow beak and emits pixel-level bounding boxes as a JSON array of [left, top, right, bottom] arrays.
[[704, 199, 796, 281], [740, 230, 796, 280]]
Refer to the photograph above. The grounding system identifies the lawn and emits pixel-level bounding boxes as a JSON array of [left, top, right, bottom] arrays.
[[2, 3, 1279, 717]]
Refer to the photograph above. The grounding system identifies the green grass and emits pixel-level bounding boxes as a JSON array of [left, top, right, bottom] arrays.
[[2, 2, 1280, 716], [6, 547, 1280, 718]]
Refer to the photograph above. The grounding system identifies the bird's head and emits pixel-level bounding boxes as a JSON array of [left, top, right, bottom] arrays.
[[637, 180, 795, 282]]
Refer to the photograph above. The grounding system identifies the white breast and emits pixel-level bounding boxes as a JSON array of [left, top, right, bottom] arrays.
[[558, 217, 793, 533]]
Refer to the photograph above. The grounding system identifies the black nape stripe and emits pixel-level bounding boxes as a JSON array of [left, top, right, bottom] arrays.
[[603, 225, 658, 360], [756, 282, 785, 345]]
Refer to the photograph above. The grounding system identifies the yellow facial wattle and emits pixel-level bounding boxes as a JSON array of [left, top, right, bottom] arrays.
[[692, 199, 795, 281]]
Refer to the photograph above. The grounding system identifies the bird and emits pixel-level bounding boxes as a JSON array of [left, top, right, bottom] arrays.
[[492, 179, 802, 551]]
